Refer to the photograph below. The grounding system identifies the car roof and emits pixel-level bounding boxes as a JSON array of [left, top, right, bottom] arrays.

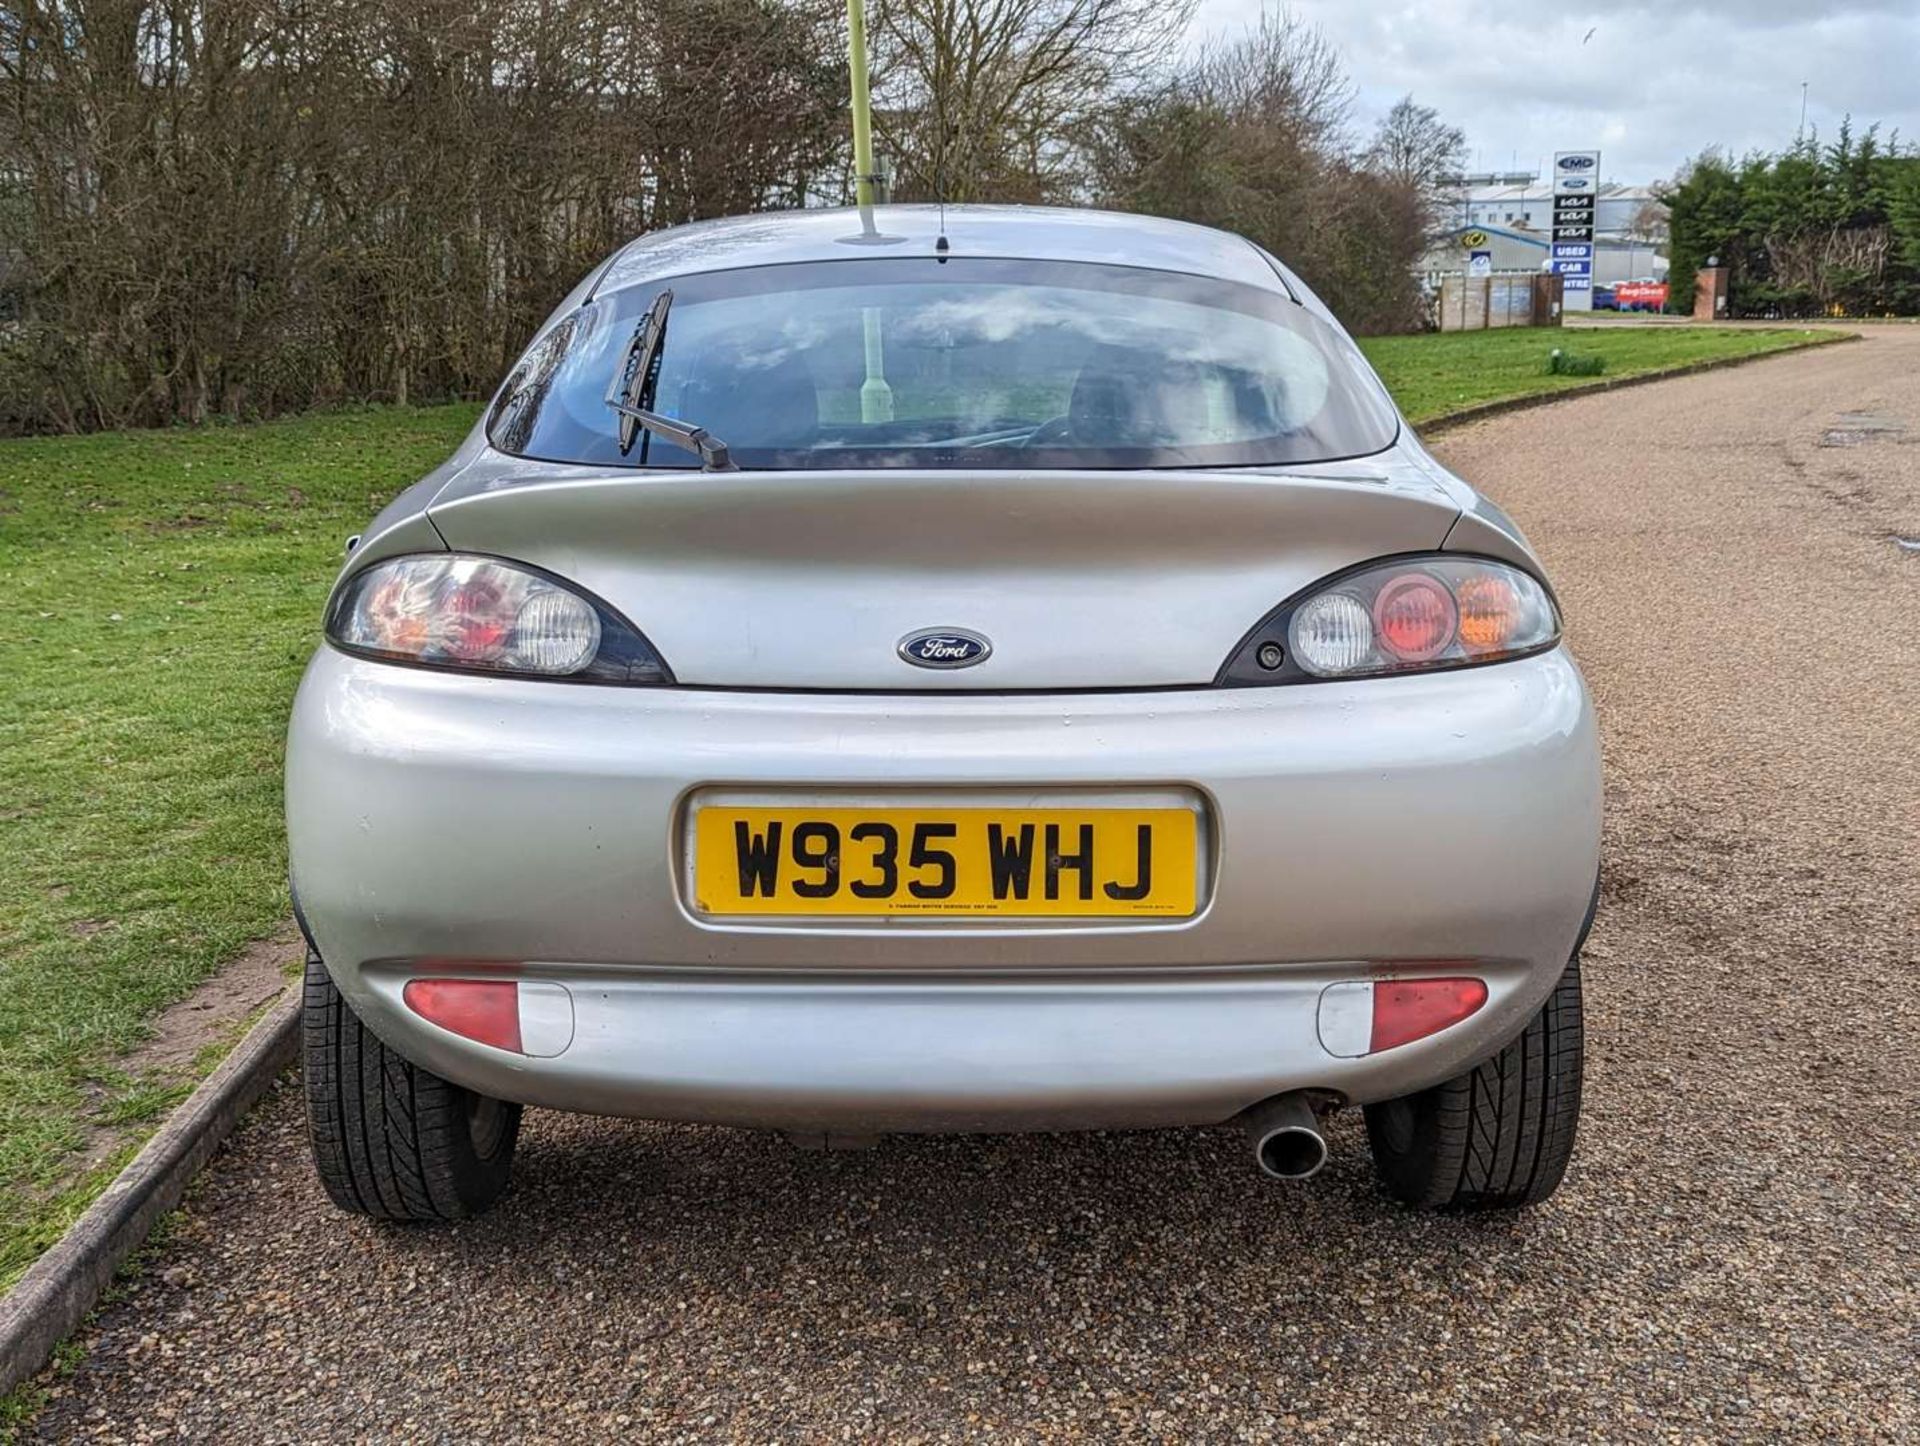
[[590, 205, 1302, 299]]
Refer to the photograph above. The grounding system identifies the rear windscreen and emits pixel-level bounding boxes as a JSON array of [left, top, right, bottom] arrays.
[[488, 256, 1399, 470]]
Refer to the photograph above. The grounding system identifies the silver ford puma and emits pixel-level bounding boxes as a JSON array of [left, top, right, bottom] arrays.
[[286, 206, 1600, 1221]]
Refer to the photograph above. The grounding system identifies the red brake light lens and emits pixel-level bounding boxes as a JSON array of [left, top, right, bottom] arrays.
[[1370, 977, 1489, 1053], [402, 978, 523, 1053], [441, 575, 514, 662], [1372, 574, 1458, 662]]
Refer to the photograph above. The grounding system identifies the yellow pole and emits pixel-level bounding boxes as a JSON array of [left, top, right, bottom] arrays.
[[846, 0, 893, 422], [847, 0, 878, 209]]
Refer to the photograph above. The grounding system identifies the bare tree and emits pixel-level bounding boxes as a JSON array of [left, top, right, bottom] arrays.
[[0, 0, 1461, 436], [1089, 6, 1444, 334], [0, 0, 849, 433], [1625, 198, 1671, 248], [869, 0, 1193, 203], [1186, 6, 1351, 151], [1365, 94, 1466, 241]]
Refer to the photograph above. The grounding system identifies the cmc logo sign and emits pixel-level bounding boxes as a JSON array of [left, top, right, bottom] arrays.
[[1557, 154, 1597, 171]]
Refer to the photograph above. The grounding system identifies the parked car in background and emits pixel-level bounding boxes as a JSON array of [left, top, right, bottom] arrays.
[[286, 206, 1601, 1223]]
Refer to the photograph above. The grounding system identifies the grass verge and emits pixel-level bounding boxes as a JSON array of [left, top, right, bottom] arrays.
[[1359, 324, 1840, 423], [0, 322, 1842, 1298], [0, 405, 480, 1289]]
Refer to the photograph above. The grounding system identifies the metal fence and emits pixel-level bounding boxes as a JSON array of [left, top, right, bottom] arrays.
[[1436, 272, 1565, 331]]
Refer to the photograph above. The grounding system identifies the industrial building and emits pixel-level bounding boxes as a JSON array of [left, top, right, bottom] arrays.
[[1450, 172, 1665, 239], [1422, 223, 1668, 288], [1426, 171, 1669, 290]]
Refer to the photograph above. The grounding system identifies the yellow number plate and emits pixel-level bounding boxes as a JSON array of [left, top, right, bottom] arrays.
[[692, 806, 1199, 918]]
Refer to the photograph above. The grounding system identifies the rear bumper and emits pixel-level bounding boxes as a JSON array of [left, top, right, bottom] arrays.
[[341, 960, 1580, 1131], [286, 647, 1601, 1128]]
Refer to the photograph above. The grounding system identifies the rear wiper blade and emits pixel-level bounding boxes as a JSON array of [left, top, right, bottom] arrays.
[[604, 289, 736, 471]]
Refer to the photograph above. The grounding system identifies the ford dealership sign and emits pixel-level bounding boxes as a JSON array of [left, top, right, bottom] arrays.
[[1552, 152, 1601, 312]]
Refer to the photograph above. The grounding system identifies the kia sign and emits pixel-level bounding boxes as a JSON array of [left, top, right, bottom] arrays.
[[1553, 151, 1600, 311]]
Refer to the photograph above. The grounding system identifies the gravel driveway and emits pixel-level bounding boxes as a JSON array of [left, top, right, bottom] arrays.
[[24, 331, 1920, 1443]]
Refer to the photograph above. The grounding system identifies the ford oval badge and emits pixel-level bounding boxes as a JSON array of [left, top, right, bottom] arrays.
[[899, 628, 992, 669]]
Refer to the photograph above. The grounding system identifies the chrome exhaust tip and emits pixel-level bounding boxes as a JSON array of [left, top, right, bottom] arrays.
[[1242, 1092, 1329, 1181]]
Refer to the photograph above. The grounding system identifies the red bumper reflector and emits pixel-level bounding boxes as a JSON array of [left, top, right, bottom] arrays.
[[1370, 976, 1489, 1054], [402, 978, 522, 1053]]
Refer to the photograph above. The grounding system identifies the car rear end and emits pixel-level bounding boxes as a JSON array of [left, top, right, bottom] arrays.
[[287, 209, 1600, 1217]]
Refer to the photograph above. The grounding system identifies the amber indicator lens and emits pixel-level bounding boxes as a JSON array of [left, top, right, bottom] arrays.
[[1455, 573, 1523, 653]]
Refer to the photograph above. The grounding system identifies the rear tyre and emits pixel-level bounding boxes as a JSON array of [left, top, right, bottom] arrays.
[[1364, 953, 1584, 1212], [302, 951, 521, 1221]]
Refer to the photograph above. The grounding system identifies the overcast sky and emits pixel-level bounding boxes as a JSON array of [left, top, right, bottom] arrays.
[[1188, 0, 1920, 185]]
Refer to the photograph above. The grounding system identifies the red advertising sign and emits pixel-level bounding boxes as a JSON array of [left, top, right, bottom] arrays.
[[1615, 282, 1670, 308]]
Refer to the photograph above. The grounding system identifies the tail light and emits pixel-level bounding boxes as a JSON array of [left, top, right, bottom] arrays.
[[327, 554, 671, 684], [1316, 976, 1489, 1057], [402, 977, 574, 1057], [1219, 555, 1560, 685], [1369, 977, 1490, 1053], [403, 978, 522, 1053]]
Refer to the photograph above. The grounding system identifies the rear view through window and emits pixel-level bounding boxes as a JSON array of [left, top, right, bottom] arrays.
[[489, 257, 1398, 470]]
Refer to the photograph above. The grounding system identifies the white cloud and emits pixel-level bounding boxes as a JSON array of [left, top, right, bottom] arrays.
[[1187, 0, 1920, 183]]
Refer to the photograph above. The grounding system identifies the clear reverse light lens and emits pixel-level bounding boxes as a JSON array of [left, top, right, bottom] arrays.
[[333, 556, 602, 676], [510, 588, 600, 672], [1291, 592, 1374, 674]]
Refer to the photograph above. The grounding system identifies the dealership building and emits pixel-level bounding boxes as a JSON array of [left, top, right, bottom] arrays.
[[1423, 223, 1668, 288], [1425, 171, 1669, 288], [1450, 173, 1664, 237]]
